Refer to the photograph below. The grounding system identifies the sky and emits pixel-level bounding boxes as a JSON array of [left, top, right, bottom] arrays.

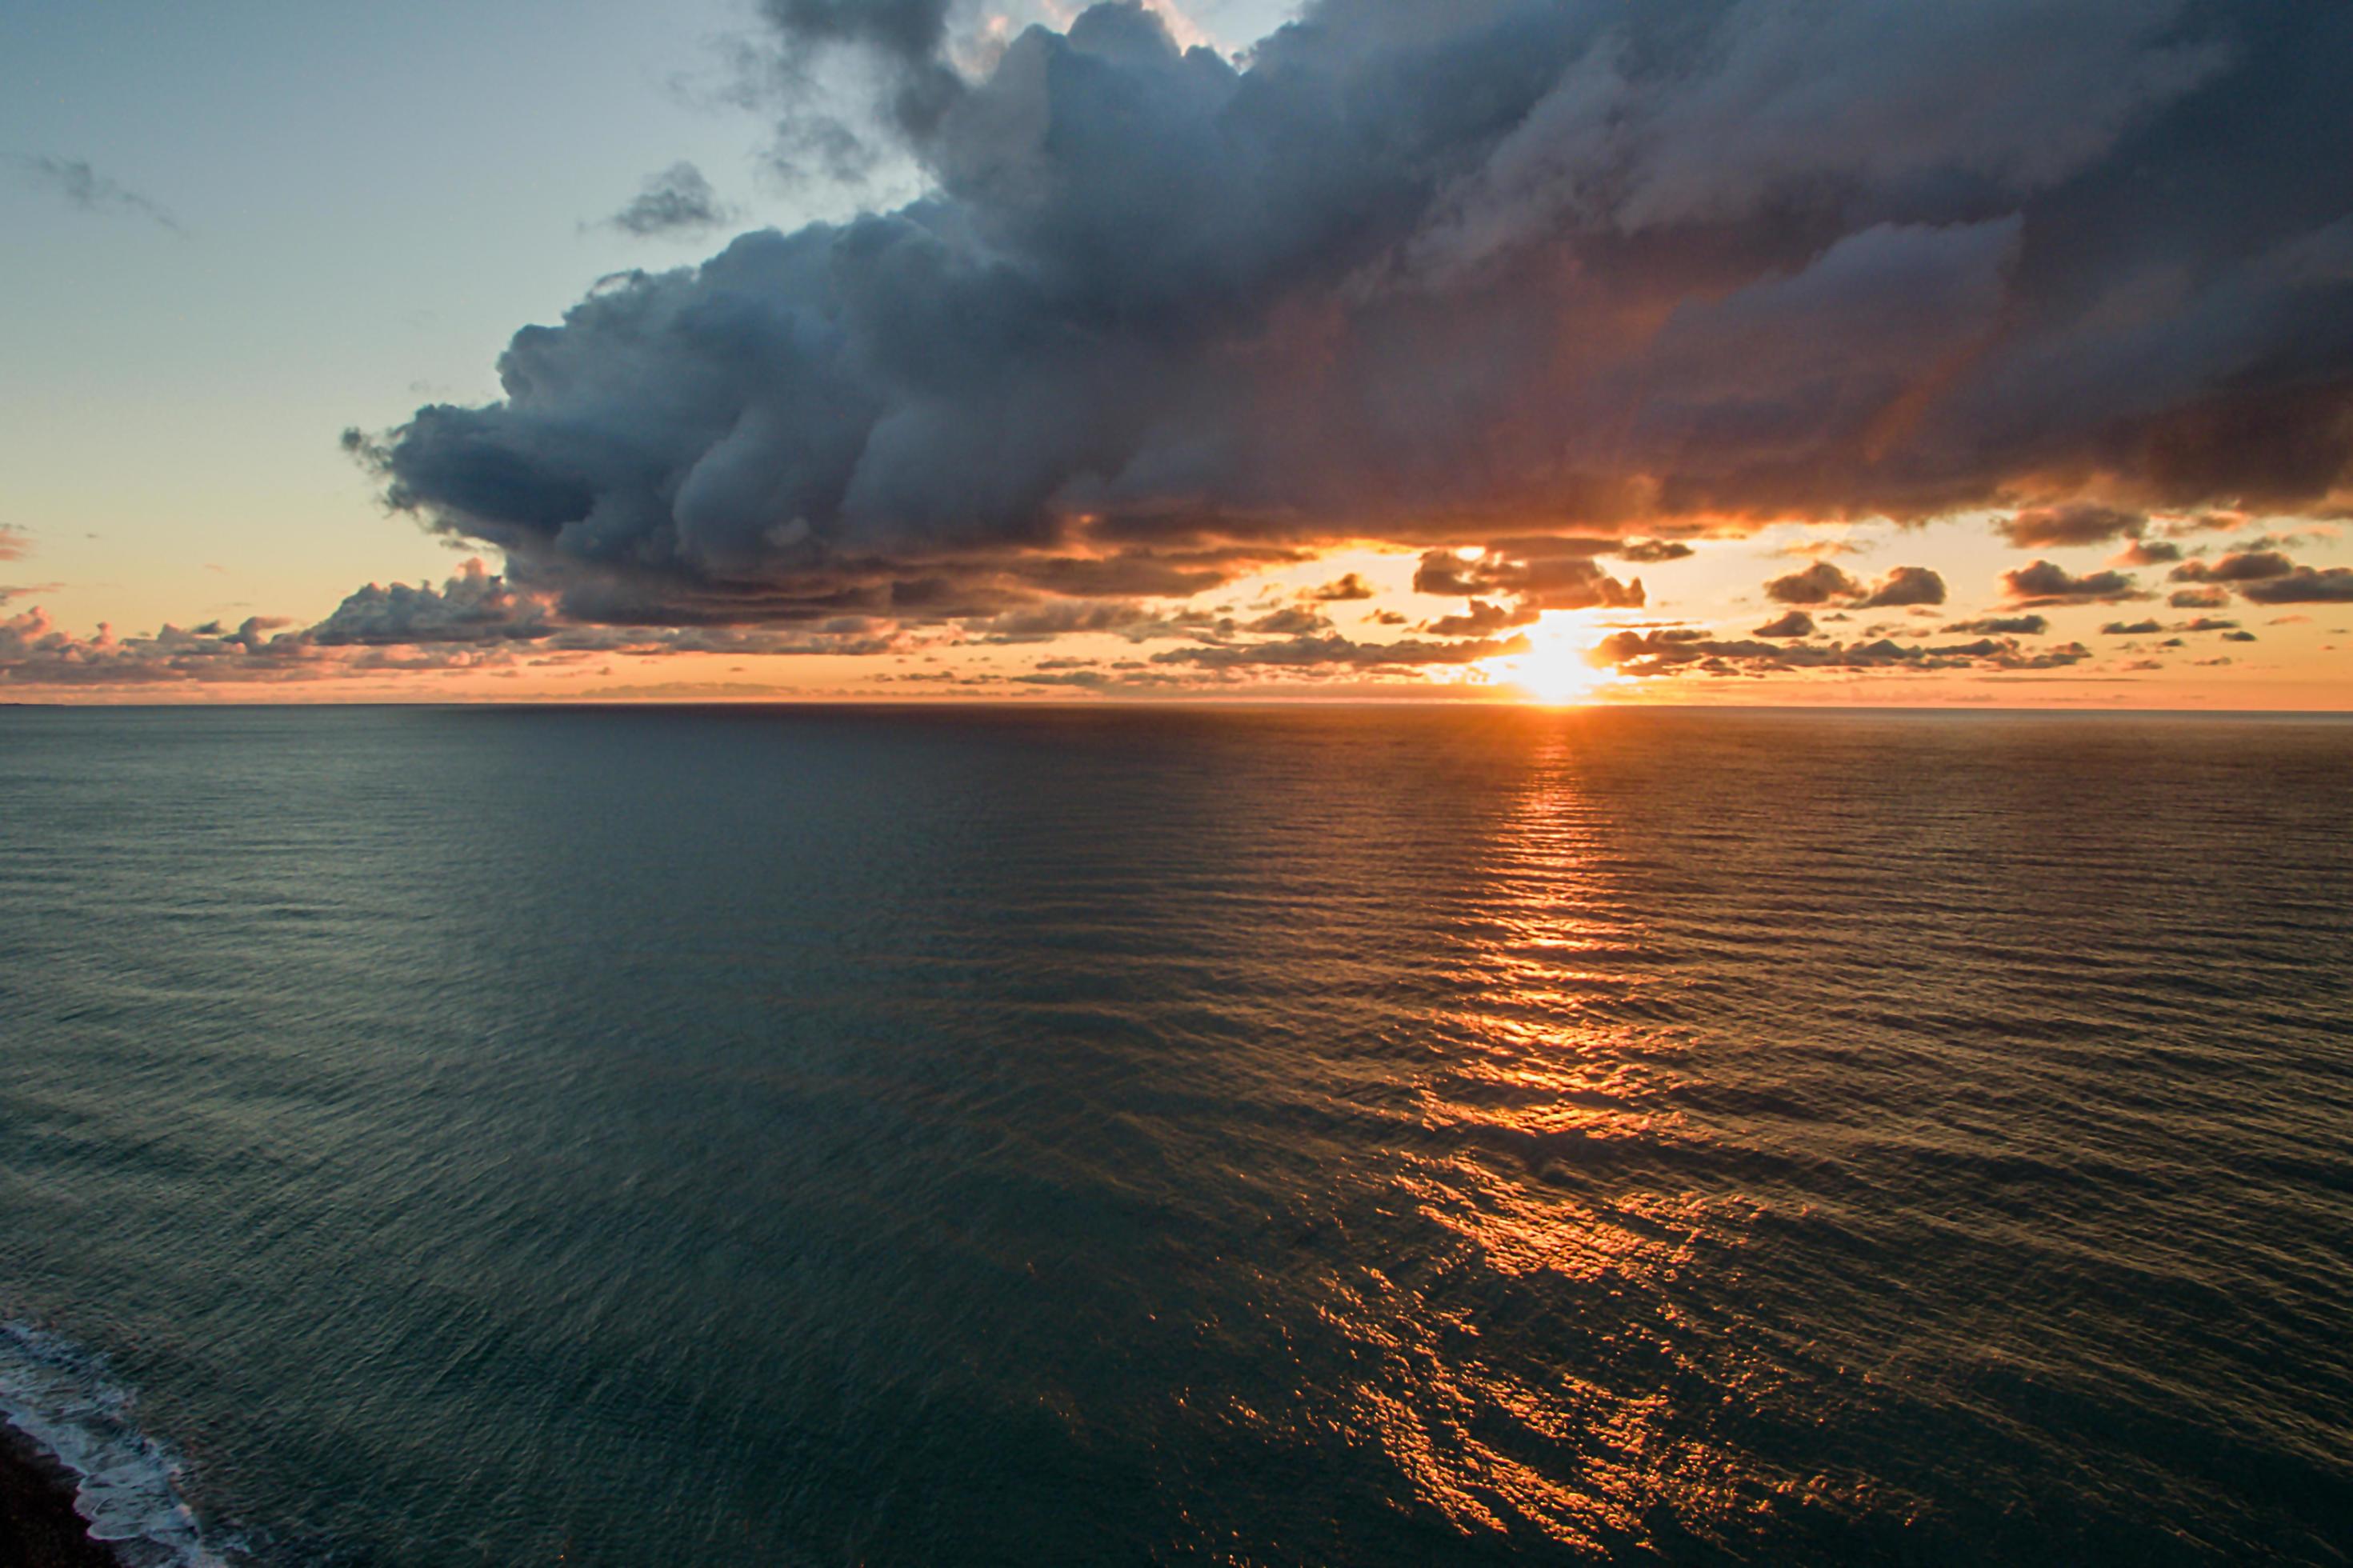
[[3, 0, 2350, 706]]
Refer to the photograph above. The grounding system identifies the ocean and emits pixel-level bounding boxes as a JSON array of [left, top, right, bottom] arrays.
[[1, 704, 2347, 1564]]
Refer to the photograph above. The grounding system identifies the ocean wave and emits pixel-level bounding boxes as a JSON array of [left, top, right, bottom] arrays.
[[0, 1320, 230, 1568]]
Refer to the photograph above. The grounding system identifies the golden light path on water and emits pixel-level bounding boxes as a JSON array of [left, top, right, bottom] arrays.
[[1298, 724, 1820, 1554]]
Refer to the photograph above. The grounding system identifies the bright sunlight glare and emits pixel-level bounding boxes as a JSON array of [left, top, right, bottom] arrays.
[[1485, 611, 1617, 704]]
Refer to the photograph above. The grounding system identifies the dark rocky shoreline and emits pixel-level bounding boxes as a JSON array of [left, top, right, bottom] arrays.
[[0, 1425, 115, 1568]]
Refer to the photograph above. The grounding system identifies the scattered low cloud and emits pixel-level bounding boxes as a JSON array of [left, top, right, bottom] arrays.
[[1150, 632, 1527, 673], [0, 561, 902, 689], [1595, 630, 2092, 679]]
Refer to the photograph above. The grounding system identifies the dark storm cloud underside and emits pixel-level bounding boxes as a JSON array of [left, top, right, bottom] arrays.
[[354, 0, 2353, 640]]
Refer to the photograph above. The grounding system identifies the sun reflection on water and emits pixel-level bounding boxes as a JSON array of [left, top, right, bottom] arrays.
[[1298, 729, 1817, 1554]]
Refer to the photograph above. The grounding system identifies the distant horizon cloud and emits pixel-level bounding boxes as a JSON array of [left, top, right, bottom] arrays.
[[18, 155, 182, 233]]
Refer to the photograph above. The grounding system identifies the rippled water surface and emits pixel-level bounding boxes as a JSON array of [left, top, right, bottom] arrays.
[[2, 705, 2349, 1564]]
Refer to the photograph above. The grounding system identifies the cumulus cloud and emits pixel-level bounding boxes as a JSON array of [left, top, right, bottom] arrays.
[[2171, 550, 2294, 583], [1243, 605, 1332, 635], [601, 162, 738, 238], [1424, 599, 1536, 638], [1412, 542, 1644, 615], [1997, 503, 2146, 548], [1943, 613, 2049, 634], [2112, 538, 2182, 566], [2000, 558, 2148, 604], [1859, 566, 1947, 606], [1308, 572, 1375, 601], [1765, 562, 1861, 604], [1752, 610, 1815, 638], [1764, 561, 1943, 606], [18, 156, 182, 233], [349, 0, 2353, 639], [309, 558, 554, 645], [2239, 563, 2353, 602], [1617, 539, 1695, 563]]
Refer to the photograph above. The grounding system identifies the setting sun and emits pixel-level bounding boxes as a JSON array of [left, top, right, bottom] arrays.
[[1487, 612, 1615, 704]]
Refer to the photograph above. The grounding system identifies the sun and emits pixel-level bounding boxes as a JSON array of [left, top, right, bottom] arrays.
[[1486, 612, 1615, 704]]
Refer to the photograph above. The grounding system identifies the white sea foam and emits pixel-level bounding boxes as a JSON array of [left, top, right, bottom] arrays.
[[0, 1321, 230, 1567]]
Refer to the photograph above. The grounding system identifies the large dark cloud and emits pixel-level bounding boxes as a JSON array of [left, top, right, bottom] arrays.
[[358, 0, 2353, 635]]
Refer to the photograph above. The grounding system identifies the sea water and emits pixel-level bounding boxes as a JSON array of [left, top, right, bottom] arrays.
[[1, 705, 2347, 1563]]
